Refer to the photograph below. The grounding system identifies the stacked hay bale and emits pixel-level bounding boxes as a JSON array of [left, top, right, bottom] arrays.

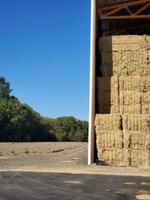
[[95, 35, 150, 167]]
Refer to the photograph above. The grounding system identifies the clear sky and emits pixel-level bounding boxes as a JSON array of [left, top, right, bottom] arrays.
[[0, 0, 91, 120]]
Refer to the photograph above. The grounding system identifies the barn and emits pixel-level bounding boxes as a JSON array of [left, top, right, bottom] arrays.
[[88, 0, 150, 166]]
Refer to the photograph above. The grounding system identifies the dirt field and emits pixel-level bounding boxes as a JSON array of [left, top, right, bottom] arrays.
[[0, 142, 87, 169], [0, 142, 150, 200], [0, 142, 150, 177]]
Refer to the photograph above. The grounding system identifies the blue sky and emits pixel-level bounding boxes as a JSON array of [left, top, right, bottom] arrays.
[[0, 0, 90, 120]]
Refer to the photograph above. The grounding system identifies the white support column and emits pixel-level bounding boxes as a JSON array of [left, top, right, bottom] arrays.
[[88, 0, 97, 165]]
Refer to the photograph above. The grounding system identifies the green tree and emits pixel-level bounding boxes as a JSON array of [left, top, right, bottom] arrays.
[[53, 116, 88, 142], [0, 76, 88, 142], [0, 77, 12, 98]]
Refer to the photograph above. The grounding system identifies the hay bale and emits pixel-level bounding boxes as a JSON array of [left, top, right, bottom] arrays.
[[120, 104, 142, 114], [100, 51, 146, 68], [130, 150, 143, 167], [142, 64, 150, 76], [123, 131, 131, 149], [130, 150, 150, 167], [95, 114, 122, 130], [122, 114, 142, 131], [119, 76, 141, 91], [144, 150, 150, 167], [145, 133, 150, 150], [97, 90, 119, 106], [99, 35, 150, 76], [99, 63, 150, 77], [123, 149, 130, 166], [123, 114, 150, 131], [142, 104, 150, 114], [96, 130, 123, 149], [97, 148, 124, 166], [97, 90, 119, 107], [97, 76, 118, 93], [96, 76, 119, 112], [99, 35, 150, 52], [119, 91, 142, 105], [141, 76, 150, 92], [123, 131, 150, 150], [100, 64, 128, 76], [110, 104, 120, 114], [110, 104, 142, 114], [142, 92, 150, 104], [142, 115, 150, 132], [119, 76, 150, 92], [122, 149, 150, 167]]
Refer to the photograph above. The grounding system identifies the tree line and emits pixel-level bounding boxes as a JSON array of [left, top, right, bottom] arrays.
[[0, 76, 88, 142]]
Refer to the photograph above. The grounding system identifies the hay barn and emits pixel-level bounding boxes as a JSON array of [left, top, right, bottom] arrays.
[[88, 0, 150, 167]]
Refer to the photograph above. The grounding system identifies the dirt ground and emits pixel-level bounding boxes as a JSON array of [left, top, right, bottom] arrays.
[[0, 142, 87, 170], [0, 142, 150, 177]]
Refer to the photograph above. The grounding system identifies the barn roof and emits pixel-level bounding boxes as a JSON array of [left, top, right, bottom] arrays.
[[98, 0, 150, 20]]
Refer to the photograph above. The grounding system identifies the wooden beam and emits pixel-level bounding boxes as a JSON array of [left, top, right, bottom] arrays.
[[101, 0, 150, 11], [105, 5, 124, 16], [103, 23, 150, 35], [100, 15, 150, 19], [134, 2, 150, 15]]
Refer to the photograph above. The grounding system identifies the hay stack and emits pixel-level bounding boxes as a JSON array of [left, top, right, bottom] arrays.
[[95, 35, 150, 167]]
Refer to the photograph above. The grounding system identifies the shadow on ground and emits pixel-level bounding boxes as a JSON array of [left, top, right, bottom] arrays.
[[0, 172, 150, 200]]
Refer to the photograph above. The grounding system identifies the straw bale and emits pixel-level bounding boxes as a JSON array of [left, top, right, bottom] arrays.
[[97, 148, 124, 166], [123, 114, 150, 131], [119, 76, 150, 92], [130, 150, 150, 167], [120, 104, 142, 114], [99, 63, 150, 77], [126, 63, 143, 76], [123, 131, 150, 150], [100, 64, 128, 77], [97, 91, 119, 107], [110, 105, 120, 114], [142, 104, 150, 114], [123, 149, 130, 166], [97, 76, 118, 93], [96, 76, 119, 109], [119, 76, 141, 91], [144, 150, 150, 167], [99, 36, 150, 76], [119, 91, 142, 105], [141, 77, 150, 92], [122, 114, 142, 131], [130, 150, 143, 167], [122, 150, 150, 167], [142, 64, 150, 76], [95, 114, 122, 130], [142, 115, 150, 132], [99, 35, 150, 52], [145, 133, 150, 150], [142, 92, 150, 104], [110, 104, 142, 114], [147, 50, 150, 61], [96, 130, 123, 149], [100, 51, 147, 68], [123, 131, 130, 149]]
